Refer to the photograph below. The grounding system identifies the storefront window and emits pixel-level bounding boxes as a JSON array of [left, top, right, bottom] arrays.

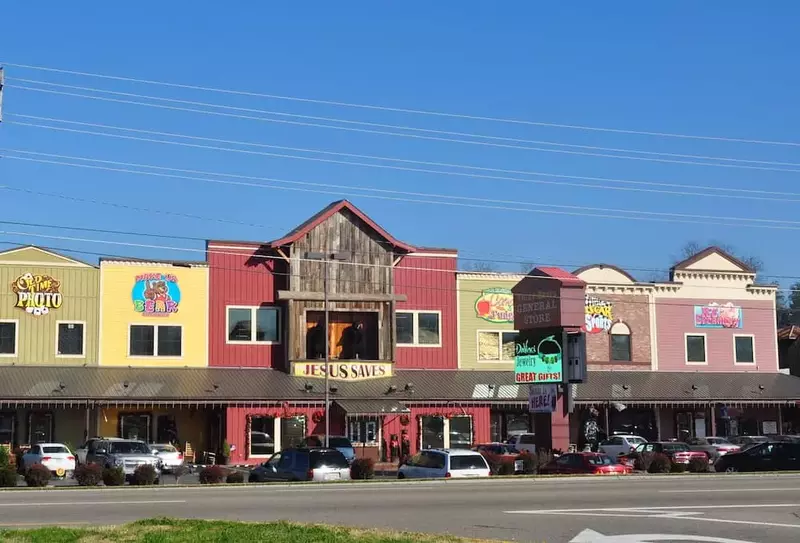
[[0, 414, 14, 445], [420, 416, 444, 449], [28, 413, 53, 444], [249, 416, 275, 457], [348, 417, 379, 444], [119, 413, 151, 442], [449, 416, 473, 449], [281, 416, 306, 449]]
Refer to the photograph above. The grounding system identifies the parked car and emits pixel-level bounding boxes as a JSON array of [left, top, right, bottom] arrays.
[[597, 435, 647, 459], [248, 448, 351, 482], [75, 436, 122, 465], [473, 443, 524, 473], [539, 452, 631, 476], [398, 449, 491, 479], [85, 439, 162, 483], [621, 442, 708, 465], [715, 442, 800, 472], [764, 434, 800, 443], [729, 435, 768, 449], [685, 437, 738, 460], [506, 433, 537, 454], [149, 443, 184, 473], [20, 443, 76, 478], [302, 436, 356, 465], [250, 431, 275, 457]]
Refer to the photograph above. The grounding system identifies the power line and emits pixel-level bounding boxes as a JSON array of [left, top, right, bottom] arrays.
[[3, 61, 798, 147], [5, 151, 800, 232], [8, 86, 800, 174], [9, 117, 800, 203], [8, 78, 799, 169]]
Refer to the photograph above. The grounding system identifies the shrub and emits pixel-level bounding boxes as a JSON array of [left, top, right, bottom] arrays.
[[633, 452, 654, 472], [199, 465, 227, 484], [647, 453, 672, 474], [496, 459, 516, 476], [350, 458, 375, 480], [102, 467, 125, 486], [688, 456, 710, 473], [24, 463, 51, 487], [132, 464, 158, 485], [535, 450, 554, 473], [172, 464, 189, 483], [226, 470, 245, 484], [0, 466, 17, 487], [0, 447, 9, 467], [518, 451, 536, 474], [74, 463, 103, 486], [670, 461, 688, 473]]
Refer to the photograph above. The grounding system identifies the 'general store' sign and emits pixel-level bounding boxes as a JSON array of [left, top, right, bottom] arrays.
[[293, 361, 394, 382]]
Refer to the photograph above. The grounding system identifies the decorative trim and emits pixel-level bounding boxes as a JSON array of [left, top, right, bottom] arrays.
[[586, 284, 654, 295]]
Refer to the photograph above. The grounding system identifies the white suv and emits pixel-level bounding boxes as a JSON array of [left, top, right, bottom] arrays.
[[598, 435, 647, 459], [398, 449, 491, 479], [507, 433, 537, 454]]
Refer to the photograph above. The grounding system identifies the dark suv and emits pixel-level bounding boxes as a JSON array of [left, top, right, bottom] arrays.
[[248, 448, 351, 482], [85, 439, 162, 482], [715, 442, 800, 473]]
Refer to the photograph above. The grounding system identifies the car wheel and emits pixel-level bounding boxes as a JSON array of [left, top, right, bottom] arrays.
[[154, 478, 160, 485], [397, 473, 405, 480], [248, 475, 258, 483], [724, 466, 738, 473]]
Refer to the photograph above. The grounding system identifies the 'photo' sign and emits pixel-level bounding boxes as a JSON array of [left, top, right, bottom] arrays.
[[11, 273, 62, 316]]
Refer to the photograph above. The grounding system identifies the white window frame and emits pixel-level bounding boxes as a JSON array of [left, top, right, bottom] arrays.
[[0, 319, 19, 358], [127, 323, 184, 359], [476, 329, 518, 362], [685, 333, 708, 365], [733, 334, 756, 365], [55, 320, 87, 358], [248, 416, 280, 459], [396, 310, 442, 347], [225, 305, 282, 345]]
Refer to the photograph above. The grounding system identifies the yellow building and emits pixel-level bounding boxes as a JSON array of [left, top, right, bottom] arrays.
[[99, 259, 209, 367]]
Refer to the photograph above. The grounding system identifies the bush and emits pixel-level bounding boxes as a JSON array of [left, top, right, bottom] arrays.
[[24, 464, 51, 487], [670, 461, 688, 473], [688, 456, 710, 473], [647, 453, 672, 474], [535, 450, 554, 473], [225, 470, 244, 484], [172, 464, 189, 483], [496, 459, 516, 476], [0, 466, 17, 487], [74, 463, 103, 486], [633, 452, 654, 472], [132, 464, 158, 485], [102, 467, 125, 486], [0, 447, 9, 467], [350, 458, 375, 480], [199, 465, 227, 484], [518, 451, 536, 474]]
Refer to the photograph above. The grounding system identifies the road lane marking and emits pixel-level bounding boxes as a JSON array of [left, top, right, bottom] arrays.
[[661, 487, 800, 493], [0, 500, 185, 507], [570, 529, 756, 542], [505, 503, 800, 513], [535, 511, 800, 530]]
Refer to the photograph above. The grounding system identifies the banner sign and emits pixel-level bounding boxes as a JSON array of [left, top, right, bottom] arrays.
[[474, 288, 514, 323], [292, 361, 394, 382], [694, 302, 742, 329], [528, 384, 557, 413], [584, 295, 613, 334], [514, 334, 563, 384], [132, 273, 181, 316], [12, 273, 62, 316]]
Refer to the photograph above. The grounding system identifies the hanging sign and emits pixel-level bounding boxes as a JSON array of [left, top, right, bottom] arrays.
[[132, 273, 181, 316], [514, 334, 563, 384], [474, 288, 514, 323], [528, 384, 557, 413], [583, 295, 613, 334], [11, 273, 62, 316], [694, 302, 742, 329]]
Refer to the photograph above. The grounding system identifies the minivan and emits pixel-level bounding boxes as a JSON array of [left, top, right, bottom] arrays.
[[398, 449, 491, 479], [248, 447, 351, 482]]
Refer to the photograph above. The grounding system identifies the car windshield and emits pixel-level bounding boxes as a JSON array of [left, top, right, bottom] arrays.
[[586, 455, 614, 466], [153, 445, 177, 453], [42, 446, 69, 454], [109, 442, 151, 454], [707, 438, 731, 445], [627, 437, 646, 445], [663, 443, 689, 452], [310, 450, 349, 469], [450, 455, 489, 470], [328, 438, 353, 448]]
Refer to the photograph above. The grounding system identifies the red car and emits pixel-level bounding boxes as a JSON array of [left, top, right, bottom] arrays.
[[539, 452, 631, 475], [473, 443, 524, 473], [621, 442, 709, 465]]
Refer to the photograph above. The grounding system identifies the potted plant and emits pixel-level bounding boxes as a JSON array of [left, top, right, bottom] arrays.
[[221, 440, 231, 465]]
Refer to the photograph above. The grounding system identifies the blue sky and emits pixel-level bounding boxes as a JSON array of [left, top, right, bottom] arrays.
[[1, 2, 799, 283]]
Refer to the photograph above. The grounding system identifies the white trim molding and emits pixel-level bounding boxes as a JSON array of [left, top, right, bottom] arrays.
[[733, 334, 756, 365], [684, 332, 708, 365], [0, 319, 19, 358], [225, 305, 282, 345], [475, 329, 518, 363], [55, 320, 87, 358], [396, 309, 442, 348]]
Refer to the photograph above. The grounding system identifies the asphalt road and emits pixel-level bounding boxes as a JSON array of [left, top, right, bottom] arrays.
[[2, 474, 800, 542]]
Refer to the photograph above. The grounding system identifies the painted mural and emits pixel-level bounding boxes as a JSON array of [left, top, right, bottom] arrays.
[[132, 273, 181, 316], [11, 273, 63, 316], [474, 288, 513, 323], [583, 294, 613, 334], [694, 302, 742, 329]]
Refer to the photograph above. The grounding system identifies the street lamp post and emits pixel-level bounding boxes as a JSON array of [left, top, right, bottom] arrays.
[[306, 251, 350, 449]]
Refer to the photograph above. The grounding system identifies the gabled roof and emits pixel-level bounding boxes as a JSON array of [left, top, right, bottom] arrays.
[[0, 245, 95, 268], [671, 246, 755, 274], [268, 200, 416, 253]]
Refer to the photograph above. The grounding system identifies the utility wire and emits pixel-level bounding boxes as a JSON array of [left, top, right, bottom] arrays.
[[8, 118, 800, 203], [8, 86, 800, 174], [3, 61, 798, 147], [7, 78, 798, 168]]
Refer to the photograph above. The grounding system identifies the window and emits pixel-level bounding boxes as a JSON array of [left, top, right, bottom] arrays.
[[129, 325, 182, 357], [0, 414, 14, 445], [281, 416, 306, 449], [227, 306, 280, 343], [449, 416, 473, 449], [57, 322, 85, 356], [0, 321, 17, 356], [118, 413, 151, 442], [348, 417, 379, 444], [734, 335, 755, 364], [477, 330, 518, 361], [396, 311, 441, 347], [609, 322, 631, 361], [420, 416, 445, 449], [249, 416, 276, 457], [28, 412, 53, 444], [685, 334, 707, 364]]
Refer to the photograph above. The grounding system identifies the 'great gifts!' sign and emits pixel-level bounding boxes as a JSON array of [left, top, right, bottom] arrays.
[[514, 335, 563, 384]]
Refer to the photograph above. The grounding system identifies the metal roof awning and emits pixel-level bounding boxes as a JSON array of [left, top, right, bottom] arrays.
[[335, 399, 409, 415]]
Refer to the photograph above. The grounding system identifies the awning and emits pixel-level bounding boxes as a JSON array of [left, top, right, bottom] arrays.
[[335, 399, 409, 415]]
